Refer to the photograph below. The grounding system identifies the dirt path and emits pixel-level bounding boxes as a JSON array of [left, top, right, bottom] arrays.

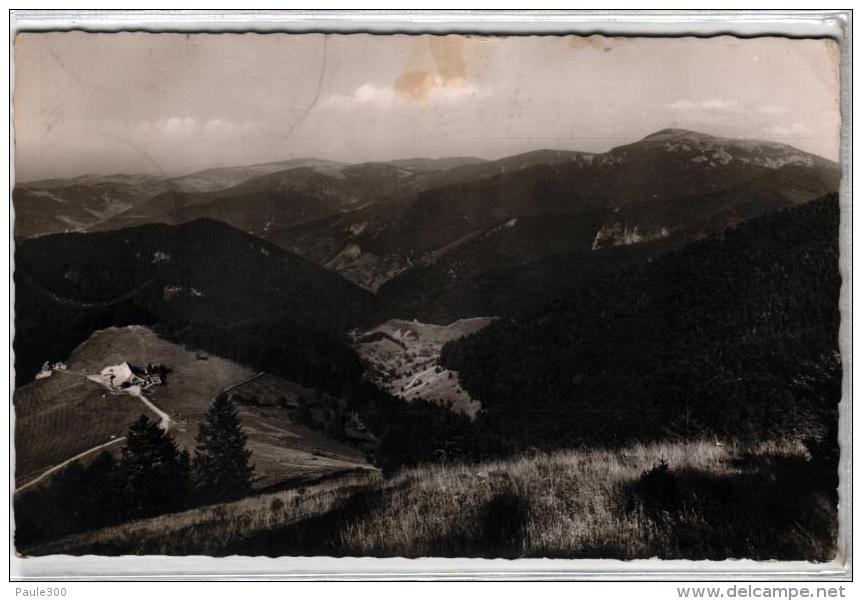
[[16, 437, 126, 494], [127, 386, 171, 431], [219, 371, 265, 395], [17, 365, 270, 495], [16, 368, 264, 494], [16, 371, 172, 494]]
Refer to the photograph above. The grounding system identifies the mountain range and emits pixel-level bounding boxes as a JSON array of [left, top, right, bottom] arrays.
[[15, 130, 839, 302], [14, 127, 842, 441], [12, 126, 844, 558]]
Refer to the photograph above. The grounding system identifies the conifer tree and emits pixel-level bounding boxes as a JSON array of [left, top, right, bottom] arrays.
[[193, 395, 254, 502], [119, 415, 190, 518]]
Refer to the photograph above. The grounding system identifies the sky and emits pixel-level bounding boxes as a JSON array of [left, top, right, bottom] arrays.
[[13, 32, 841, 181]]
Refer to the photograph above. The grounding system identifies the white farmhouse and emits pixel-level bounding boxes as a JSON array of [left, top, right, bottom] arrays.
[[100, 362, 145, 389]]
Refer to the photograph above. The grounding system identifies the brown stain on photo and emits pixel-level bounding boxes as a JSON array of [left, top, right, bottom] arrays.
[[429, 35, 466, 83], [568, 35, 617, 52], [394, 71, 439, 101], [394, 35, 468, 103]]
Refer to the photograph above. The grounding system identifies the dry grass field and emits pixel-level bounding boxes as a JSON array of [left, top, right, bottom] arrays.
[[25, 470, 382, 556], [24, 439, 837, 560]]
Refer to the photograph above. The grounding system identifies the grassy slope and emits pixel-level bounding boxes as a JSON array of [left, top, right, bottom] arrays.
[[16, 326, 372, 492], [64, 326, 254, 450], [224, 373, 373, 489], [25, 440, 836, 560], [13, 370, 158, 484]]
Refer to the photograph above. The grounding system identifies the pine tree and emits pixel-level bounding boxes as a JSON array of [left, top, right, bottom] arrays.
[[119, 415, 190, 518], [193, 395, 254, 503]]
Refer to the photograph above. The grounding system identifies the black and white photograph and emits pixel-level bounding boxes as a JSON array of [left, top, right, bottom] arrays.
[[9, 12, 849, 572]]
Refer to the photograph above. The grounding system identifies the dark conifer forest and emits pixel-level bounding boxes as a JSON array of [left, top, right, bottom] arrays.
[[442, 194, 842, 450]]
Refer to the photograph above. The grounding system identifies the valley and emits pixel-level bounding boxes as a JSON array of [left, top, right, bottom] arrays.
[[353, 317, 495, 417], [11, 128, 843, 559]]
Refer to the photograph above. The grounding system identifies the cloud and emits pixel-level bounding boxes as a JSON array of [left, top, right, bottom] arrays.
[[201, 118, 262, 138], [156, 116, 198, 137], [321, 35, 485, 110], [664, 100, 695, 111], [767, 122, 811, 136], [320, 79, 486, 110], [665, 99, 743, 111], [202, 118, 235, 137], [700, 99, 741, 110], [665, 100, 695, 110], [123, 116, 261, 140], [319, 83, 393, 109]]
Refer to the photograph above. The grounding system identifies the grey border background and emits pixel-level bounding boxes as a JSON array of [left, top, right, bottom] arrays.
[[7, 9, 853, 581]]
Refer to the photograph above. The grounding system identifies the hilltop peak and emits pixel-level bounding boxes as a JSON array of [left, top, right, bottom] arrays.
[[641, 128, 712, 142], [618, 128, 830, 169]]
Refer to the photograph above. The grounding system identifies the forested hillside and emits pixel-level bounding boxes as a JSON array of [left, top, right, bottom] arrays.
[[14, 219, 379, 391], [442, 194, 842, 449]]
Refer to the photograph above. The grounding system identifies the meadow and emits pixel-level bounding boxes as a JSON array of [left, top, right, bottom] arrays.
[[23, 438, 837, 560], [13, 370, 156, 485], [15, 326, 373, 494]]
